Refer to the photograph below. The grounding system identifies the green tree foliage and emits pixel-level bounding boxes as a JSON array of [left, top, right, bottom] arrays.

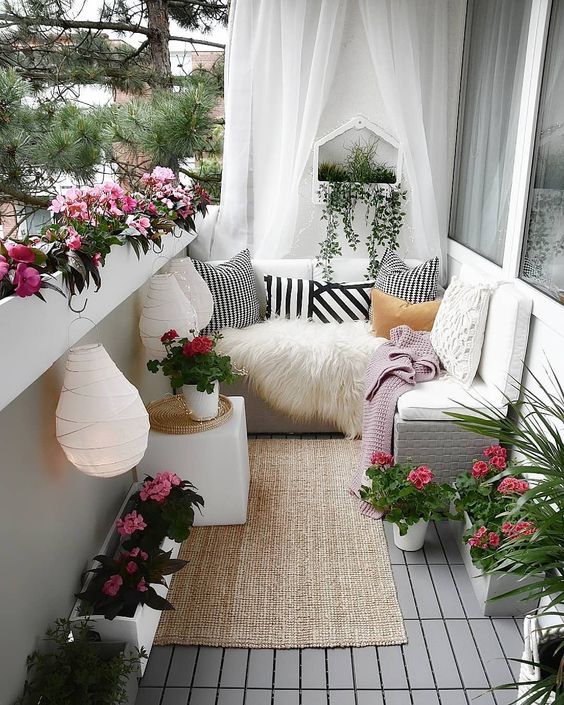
[[0, 0, 228, 227]]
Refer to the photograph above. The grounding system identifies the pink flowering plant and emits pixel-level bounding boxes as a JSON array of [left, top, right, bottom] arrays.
[[147, 331, 241, 394], [0, 167, 209, 302], [126, 471, 204, 546], [359, 454, 457, 535], [453, 445, 536, 570], [76, 544, 187, 620]]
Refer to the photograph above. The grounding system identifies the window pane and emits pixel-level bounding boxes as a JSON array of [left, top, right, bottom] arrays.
[[520, 0, 564, 303], [451, 0, 531, 264]]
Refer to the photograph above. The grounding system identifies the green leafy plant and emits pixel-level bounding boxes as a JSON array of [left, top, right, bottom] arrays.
[[359, 452, 457, 535], [125, 472, 204, 547], [316, 139, 406, 280], [147, 330, 241, 394], [16, 617, 144, 705], [450, 366, 564, 702]]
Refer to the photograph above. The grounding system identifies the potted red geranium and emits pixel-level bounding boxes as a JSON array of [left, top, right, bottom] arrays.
[[360, 452, 456, 551], [147, 330, 241, 420], [453, 444, 540, 616]]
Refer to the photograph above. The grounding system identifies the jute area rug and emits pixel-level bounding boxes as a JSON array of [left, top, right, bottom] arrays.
[[155, 439, 406, 648]]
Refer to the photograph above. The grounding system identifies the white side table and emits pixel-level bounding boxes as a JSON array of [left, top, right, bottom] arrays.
[[137, 396, 250, 526]]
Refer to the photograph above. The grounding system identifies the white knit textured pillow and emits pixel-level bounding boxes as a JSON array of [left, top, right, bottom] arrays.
[[430, 276, 492, 386]]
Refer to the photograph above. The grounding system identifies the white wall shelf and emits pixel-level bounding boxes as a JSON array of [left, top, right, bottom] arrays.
[[0, 228, 196, 413], [312, 114, 403, 204]]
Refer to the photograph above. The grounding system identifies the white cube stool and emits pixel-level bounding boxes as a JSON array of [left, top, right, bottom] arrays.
[[137, 397, 250, 526]]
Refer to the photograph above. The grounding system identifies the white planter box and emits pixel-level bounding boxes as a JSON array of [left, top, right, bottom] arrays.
[[518, 596, 564, 705], [0, 226, 196, 412], [71, 482, 182, 674], [454, 515, 540, 617]]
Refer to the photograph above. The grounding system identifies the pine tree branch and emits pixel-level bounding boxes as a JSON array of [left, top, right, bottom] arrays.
[[0, 184, 51, 208], [179, 166, 221, 182], [0, 12, 225, 48]]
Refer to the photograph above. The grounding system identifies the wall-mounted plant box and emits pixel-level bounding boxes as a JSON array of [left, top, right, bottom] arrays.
[[312, 114, 403, 204], [0, 227, 197, 413], [70, 482, 181, 675]]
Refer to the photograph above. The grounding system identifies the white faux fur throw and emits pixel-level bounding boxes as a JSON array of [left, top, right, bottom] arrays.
[[216, 319, 385, 438]]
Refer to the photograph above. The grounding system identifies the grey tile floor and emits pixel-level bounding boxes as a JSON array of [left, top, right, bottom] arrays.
[[136, 437, 525, 705]]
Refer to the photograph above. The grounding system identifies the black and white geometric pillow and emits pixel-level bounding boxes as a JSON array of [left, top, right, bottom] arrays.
[[375, 249, 439, 304], [265, 275, 373, 323], [193, 249, 261, 335]]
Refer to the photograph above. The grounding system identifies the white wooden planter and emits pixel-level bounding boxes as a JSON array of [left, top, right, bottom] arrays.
[[518, 595, 564, 704], [70, 483, 182, 675], [455, 515, 540, 617], [0, 225, 197, 413]]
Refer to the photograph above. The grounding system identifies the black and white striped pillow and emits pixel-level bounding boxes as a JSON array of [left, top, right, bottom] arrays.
[[375, 249, 439, 304], [193, 249, 261, 335], [265, 275, 373, 323]]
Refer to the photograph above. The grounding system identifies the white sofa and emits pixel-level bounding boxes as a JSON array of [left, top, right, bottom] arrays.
[[201, 253, 531, 465]]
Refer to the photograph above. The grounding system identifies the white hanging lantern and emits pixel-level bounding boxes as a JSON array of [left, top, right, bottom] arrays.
[[168, 256, 214, 331], [56, 344, 150, 477], [139, 273, 198, 357]]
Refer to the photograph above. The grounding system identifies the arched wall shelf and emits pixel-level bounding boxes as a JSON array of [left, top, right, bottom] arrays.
[[312, 114, 403, 204]]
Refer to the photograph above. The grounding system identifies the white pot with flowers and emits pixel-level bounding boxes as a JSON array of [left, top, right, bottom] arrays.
[[360, 452, 457, 551], [72, 471, 203, 672], [453, 444, 540, 617], [147, 330, 242, 420]]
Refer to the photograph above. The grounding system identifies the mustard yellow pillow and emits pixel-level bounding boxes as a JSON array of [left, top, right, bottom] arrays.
[[371, 288, 441, 339]]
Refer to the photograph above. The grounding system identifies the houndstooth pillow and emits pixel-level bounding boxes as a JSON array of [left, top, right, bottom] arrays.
[[375, 250, 439, 304], [193, 249, 261, 335]]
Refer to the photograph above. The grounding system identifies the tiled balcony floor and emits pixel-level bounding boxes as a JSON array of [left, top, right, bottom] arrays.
[[136, 436, 524, 705]]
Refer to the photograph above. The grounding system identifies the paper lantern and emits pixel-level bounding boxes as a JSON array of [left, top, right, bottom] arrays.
[[56, 344, 150, 477], [139, 273, 198, 357], [168, 256, 214, 331]]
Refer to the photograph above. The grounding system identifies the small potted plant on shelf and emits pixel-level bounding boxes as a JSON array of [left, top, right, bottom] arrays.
[[452, 444, 540, 616], [360, 452, 456, 551], [147, 330, 241, 420], [16, 617, 143, 705]]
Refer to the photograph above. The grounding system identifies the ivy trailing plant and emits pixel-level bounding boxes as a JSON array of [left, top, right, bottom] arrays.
[[317, 140, 407, 280]]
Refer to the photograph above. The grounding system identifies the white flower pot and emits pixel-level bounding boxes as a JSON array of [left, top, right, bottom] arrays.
[[71, 536, 180, 676], [182, 381, 219, 420], [393, 519, 429, 551], [454, 513, 540, 617]]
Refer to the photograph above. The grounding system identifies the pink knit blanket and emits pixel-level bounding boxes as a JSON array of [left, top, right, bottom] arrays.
[[350, 325, 441, 519]]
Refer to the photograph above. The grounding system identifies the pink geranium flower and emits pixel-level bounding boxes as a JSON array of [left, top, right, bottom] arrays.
[[484, 445, 506, 459], [140, 476, 172, 503], [0, 255, 9, 281], [126, 561, 139, 575], [102, 574, 123, 597], [490, 455, 507, 470], [121, 195, 138, 214], [5, 242, 35, 263], [137, 578, 148, 592], [158, 471, 181, 487], [116, 510, 147, 536], [502, 521, 536, 539], [370, 452, 394, 467], [129, 547, 149, 561], [407, 465, 434, 490], [151, 166, 176, 182], [160, 329, 178, 343], [13, 263, 41, 297], [65, 233, 82, 251], [92, 253, 102, 267], [472, 460, 489, 479], [498, 477, 529, 495]]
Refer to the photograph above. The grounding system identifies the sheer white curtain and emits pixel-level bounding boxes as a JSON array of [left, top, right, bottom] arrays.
[[358, 0, 449, 283], [452, 0, 530, 265], [213, 0, 347, 259]]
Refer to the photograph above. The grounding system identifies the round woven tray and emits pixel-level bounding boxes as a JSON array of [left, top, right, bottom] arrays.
[[147, 394, 233, 435]]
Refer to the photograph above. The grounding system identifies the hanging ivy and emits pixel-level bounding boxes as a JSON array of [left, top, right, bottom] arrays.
[[317, 181, 407, 280], [316, 140, 407, 280]]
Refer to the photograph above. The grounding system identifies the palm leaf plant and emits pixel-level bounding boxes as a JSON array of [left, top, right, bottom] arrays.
[[449, 364, 564, 703]]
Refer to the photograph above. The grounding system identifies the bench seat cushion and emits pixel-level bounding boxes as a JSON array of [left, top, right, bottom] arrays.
[[396, 374, 504, 421]]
